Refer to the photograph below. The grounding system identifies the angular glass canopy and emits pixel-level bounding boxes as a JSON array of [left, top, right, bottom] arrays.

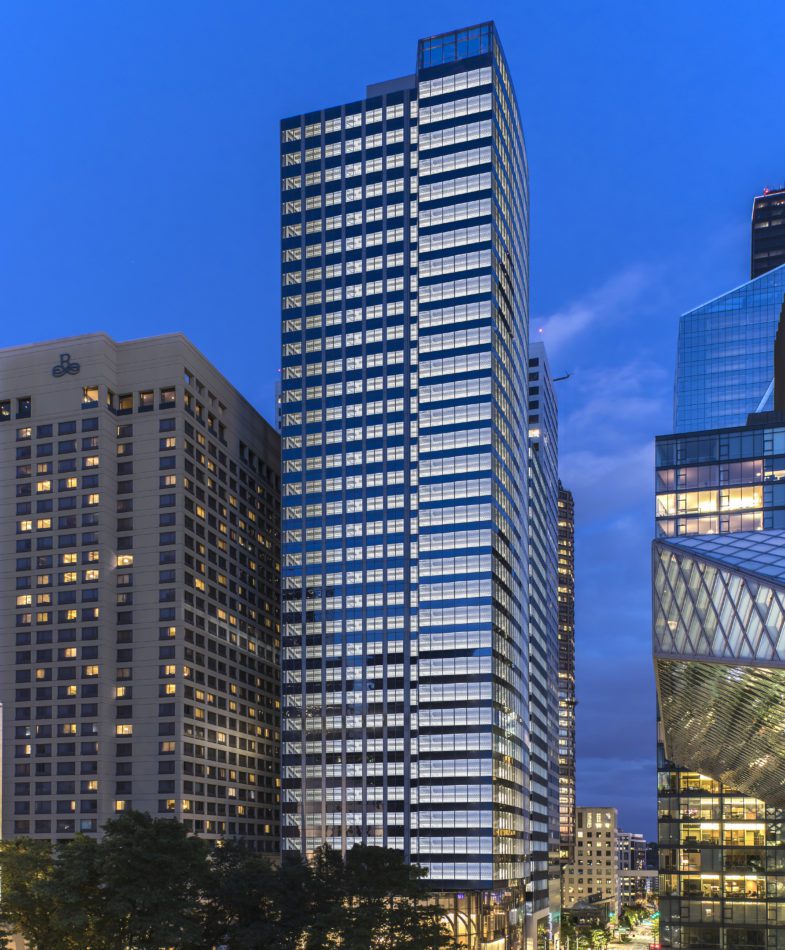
[[654, 531, 785, 805]]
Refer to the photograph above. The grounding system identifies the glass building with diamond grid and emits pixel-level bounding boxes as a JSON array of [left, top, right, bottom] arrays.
[[674, 263, 785, 433], [279, 22, 548, 948], [655, 401, 785, 948]]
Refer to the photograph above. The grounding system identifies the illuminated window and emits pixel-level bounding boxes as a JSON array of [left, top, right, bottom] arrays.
[[63, 572, 77, 584], [36, 480, 51, 493], [36, 518, 52, 530], [114, 800, 127, 812], [82, 386, 99, 406], [117, 555, 134, 567], [83, 665, 99, 677], [61, 552, 77, 565], [115, 724, 133, 736]]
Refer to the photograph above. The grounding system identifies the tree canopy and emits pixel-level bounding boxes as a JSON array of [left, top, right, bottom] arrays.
[[0, 811, 453, 950]]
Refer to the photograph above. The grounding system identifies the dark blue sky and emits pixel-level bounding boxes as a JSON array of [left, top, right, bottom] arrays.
[[2, 0, 785, 839]]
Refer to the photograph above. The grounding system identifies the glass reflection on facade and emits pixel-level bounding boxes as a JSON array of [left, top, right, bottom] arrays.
[[655, 420, 785, 539], [528, 343, 561, 936], [653, 532, 785, 805], [657, 766, 785, 950], [280, 21, 538, 947], [654, 427, 785, 950], [674, 264, 785, 433]]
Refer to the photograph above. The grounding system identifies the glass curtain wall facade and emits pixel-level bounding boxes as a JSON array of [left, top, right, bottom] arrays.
[[556, 483, 576, 861], [280, 22, 534, 946], [654, 423, 785, 950], [528, 342, 562, 939], [655, 421, 785, 539], [673, 265, 785, 433]]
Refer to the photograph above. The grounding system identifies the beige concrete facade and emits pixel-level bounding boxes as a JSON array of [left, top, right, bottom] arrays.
[[563, 806, 620, 914], [0, 333, 280, 850]]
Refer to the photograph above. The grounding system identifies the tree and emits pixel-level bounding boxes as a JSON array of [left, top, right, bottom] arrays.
[[339, 845, 452, 950], [46, 834, 102, 948], [0, 816, 454, 950], [0, 838, 60, 950], [207, 841, 310, 950], [302, 845, 344, 950], [92, 810, 211, 950], [589, 927, 610, 949]]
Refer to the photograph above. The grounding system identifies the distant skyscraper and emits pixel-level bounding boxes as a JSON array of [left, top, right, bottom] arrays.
[[556, 483, 576, 861], [0, 334, 281, 851], [674, 263, 785, 432], [752, 185, 785, 278], [279, 21, 545, 946], [528, 342, 562, 937]]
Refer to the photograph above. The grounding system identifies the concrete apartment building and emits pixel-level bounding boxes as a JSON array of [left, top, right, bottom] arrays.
[[563, 807, 620, 916], [0, 333, 281, 852]]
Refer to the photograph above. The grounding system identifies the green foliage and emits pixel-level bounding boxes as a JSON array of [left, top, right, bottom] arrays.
[[0, 813, 453, 950]]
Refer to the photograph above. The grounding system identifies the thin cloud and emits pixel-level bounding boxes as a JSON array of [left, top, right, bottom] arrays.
[[536, 265, 656, 351]]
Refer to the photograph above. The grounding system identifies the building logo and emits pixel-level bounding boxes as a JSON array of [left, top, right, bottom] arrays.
[[52, 353, 80, 378]]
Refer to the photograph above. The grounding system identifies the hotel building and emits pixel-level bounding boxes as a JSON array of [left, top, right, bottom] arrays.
[[0, 333, 281, 852]]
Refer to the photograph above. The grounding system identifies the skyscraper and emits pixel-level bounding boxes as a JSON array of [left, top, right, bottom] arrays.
[[674, 262, 785, 432], [752, 185, 785, 279], [655, 274, 785, 948], [280, 21, 540, 946], [0, 334, 281, 851], [556, 483, 576, 862], [528, 342, 562, 938], [652, 482, 785, 948]]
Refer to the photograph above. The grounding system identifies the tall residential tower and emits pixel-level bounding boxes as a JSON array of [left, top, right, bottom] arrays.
[[279, 22, 542, 947]]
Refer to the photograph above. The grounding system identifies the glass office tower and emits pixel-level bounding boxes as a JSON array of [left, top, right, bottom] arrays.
[[528, 342, 562, 939], [673, 264, 785, 433], [654, 415, 785, 950], [280, 22, 535, 948]]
